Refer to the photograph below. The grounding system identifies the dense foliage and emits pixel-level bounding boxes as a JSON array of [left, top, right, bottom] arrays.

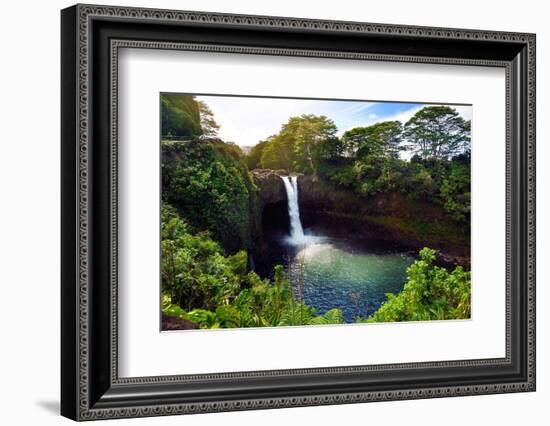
[[161, 94, 202, 139], [161, 205, 346, 328], [162, 139, 260, 253], [364, 248, 471, 322], [403, 106, 470, 160], [245, 139, 270, 170], [197, 100, 220, 137], [248, 114, 340, 173], [161, 94, 221, 139]]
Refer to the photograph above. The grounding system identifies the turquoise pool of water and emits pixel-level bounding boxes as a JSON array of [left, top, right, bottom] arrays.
[[285, 240, 414, 322]]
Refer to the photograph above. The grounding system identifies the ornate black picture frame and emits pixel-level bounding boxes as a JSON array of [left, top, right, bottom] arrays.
[[61, 4, 536, 421]]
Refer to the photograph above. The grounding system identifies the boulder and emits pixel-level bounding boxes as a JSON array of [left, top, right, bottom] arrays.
[[161, 313, 199, 331]]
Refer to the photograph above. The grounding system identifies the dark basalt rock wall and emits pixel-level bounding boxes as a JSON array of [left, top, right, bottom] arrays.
[[252, 169, 290, 234], [297, 175, 446, 220], [251, 169, 288, 206]]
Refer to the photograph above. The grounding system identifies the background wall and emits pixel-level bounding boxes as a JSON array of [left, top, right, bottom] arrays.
[[0, 0, 546, 424]]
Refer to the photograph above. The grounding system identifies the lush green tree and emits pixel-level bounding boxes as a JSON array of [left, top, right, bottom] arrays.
[[291, 114, 338, 174], [439, 161, 471, 222], [405, 166, 435, 198], [403, 106, 471, 160], [341, 121, 403, 159], [260, 136, 293, 170], [161, 95, 221, 139], [316, 161, 357, 189], [336, 121, 404, 193], [259, 114, 337, 173], [197, 100, 220, 137], [322, 122, 396, 195], [246, 139, 270, 169], [316, 136, 344, 163], [340, 127, 367, 157], [161, 94, 202, 139]]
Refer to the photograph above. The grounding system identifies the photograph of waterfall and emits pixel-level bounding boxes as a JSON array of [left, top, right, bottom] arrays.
[[160, 93, 472, 331]]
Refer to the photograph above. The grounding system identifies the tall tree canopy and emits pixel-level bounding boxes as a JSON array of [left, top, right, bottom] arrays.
[[260, 134, 295, 170], [161, 94, 202, 139], [246, 139, 270, 169], [341, 121, 403, 159], [161, 94, 221, 139], [292, 115, 338, 173], [260, 114, 338, 173], [403, 106, 471, 160], [197, 100, 220, 137]]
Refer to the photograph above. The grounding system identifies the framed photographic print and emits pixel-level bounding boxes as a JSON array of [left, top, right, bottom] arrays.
[[61, 4, 536, 421]]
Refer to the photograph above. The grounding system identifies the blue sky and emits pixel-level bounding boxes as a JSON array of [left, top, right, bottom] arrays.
[[196, 95, 472, 148]]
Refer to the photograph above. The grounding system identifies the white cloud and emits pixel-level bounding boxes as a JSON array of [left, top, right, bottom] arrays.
[[337, 101, 376, 117]]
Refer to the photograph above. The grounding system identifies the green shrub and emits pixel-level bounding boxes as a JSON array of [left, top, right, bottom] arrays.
[[364, 248, 471, 323]]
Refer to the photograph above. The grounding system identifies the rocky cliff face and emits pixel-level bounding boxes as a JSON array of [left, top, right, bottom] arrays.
[[297, 175, 447, 220], [251, 169, 288, 206], [250, 169, 290, 255]]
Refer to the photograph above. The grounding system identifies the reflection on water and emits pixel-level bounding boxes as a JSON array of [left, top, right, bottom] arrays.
[[284, 238, 413, 323]]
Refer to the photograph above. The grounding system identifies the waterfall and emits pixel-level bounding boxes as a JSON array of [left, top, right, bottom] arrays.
[[281, 176, 305, 245]]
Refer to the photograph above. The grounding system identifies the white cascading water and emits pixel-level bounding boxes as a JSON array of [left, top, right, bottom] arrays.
[[281, 176, 305, 245]]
